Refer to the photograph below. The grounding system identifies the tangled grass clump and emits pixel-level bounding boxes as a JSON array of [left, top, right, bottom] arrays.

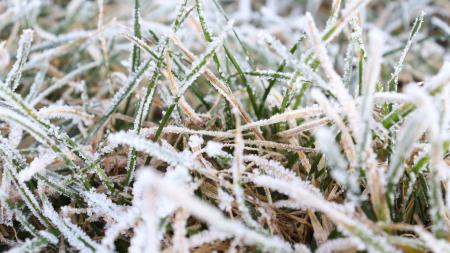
[[0, 0, 449, 252]]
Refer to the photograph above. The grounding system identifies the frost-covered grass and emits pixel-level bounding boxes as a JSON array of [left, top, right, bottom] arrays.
[[0, 0, 449, 252]]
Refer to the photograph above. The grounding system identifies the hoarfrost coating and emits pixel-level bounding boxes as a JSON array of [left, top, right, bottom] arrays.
[[0, 0, 448, 252]]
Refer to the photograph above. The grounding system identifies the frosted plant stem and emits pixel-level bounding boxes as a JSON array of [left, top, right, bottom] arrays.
[[6, 29, 33, 91], [135, 168, 294, 253], [253, 175, 400, 253], [231, 110, 261, 230], [125, 0, 189, 186], [152, 21, 233, 142], [0, 82, 114, 192], [387, 12, 425, 92]]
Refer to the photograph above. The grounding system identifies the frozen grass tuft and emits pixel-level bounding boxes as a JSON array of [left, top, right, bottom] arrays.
[[0, 0, 449, 252]]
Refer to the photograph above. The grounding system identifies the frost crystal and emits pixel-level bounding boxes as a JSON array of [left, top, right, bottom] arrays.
[[217, 189, 233, 212], [188, 135, 204, 148], [18, 151, 57, 183], [205, 141, 225, 157]]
